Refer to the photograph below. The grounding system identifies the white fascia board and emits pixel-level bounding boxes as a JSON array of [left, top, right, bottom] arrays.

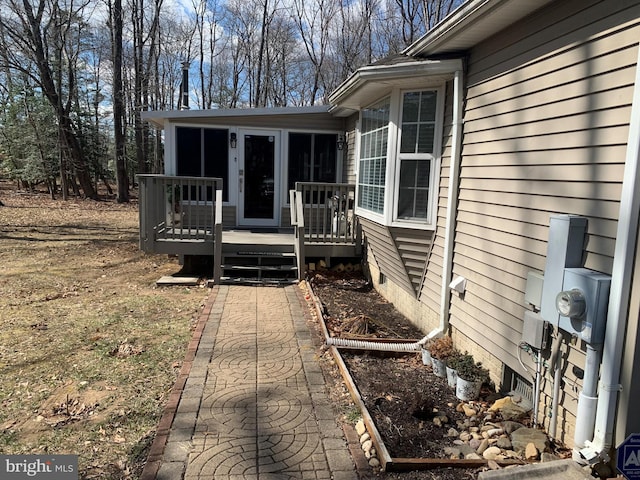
[[404, 0, 555, 57], [141, 105, 332, 129], [329, 58, 463, 115]]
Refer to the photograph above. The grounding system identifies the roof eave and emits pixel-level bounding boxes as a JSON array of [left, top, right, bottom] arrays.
[[141, 105, 332, 129], [403, 0, 556, 57], [328, 58, 463, 116]]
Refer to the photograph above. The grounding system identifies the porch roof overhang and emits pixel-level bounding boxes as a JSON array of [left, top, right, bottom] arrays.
[[328, 57, 463, 117], [141, 105, 333, 129], [403, 0, 555, 57]]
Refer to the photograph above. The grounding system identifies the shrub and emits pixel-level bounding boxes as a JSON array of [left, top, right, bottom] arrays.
[[429, 336, 455, 360], [453, 353, 489, 383]]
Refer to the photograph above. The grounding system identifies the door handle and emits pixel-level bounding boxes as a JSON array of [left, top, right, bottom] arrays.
[[239, 177, 243, 193]]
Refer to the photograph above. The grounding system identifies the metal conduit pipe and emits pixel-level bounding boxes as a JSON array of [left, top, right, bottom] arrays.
[[548, 328, 565, 440]]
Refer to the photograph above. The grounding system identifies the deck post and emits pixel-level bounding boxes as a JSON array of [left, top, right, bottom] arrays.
[[291, 187, 306, 281], [213, 186, 223, 283]]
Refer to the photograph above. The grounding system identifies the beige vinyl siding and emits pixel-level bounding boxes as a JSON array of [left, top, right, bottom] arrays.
[[344, 115, 358, 185], [452, 0, 639, 443]]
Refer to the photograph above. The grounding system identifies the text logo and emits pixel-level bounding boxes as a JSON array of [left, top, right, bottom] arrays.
[[0, 455, 78, 479]]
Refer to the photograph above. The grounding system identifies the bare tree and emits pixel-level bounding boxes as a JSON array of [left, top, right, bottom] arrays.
[[0, 0, 98, 199], [292, 0, 334, 104], [130, 0, 163, 176], [107, 0, 128, 202]]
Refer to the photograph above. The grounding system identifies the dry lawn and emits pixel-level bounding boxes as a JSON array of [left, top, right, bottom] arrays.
[[0, 182, 208, 478]]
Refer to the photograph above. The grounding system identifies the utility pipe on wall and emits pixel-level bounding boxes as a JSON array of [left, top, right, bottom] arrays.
[[548, 328, 567, 440], [581, 43, 640, 463], [433, 67, 464, 339]]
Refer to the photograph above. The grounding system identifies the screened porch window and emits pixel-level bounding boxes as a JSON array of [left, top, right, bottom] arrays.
[[176, 126, 229, 201], [287, 132, 338, 190]]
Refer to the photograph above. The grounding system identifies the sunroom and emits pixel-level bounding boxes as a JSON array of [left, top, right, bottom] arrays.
[[138, 106, 361, 283]]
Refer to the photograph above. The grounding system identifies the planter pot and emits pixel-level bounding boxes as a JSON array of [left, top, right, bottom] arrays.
[[446, 366, 458, 388], [431, 357, 446, 378], [421, 348, 432, 366], [456, 377, 482, 401]]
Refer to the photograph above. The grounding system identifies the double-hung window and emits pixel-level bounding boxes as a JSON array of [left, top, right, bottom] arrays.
[[357, 97, 390, 215], [356, 88, 441, 228], [396, 90, 438, 222]]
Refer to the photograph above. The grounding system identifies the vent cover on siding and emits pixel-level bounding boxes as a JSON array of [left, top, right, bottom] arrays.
[[504, 366, 534, 411]]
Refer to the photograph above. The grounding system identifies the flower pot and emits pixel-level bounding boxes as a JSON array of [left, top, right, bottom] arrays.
[[421, 348, 432, 366], [431, 357, 446, 378], [446, 366, 458, 388], [456, 377, 482, 401]]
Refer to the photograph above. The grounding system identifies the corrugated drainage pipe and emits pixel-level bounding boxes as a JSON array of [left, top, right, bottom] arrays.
[[326, 336, 430, 352]]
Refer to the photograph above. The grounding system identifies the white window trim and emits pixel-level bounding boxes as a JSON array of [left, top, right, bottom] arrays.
[[354, 86, 445, 230], [354, 94, 392, 223], [391, 86, 444, 229]]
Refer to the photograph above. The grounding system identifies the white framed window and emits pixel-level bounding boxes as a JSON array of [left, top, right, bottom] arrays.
[[356, 87, 442, 229], [395, 90, 439, 223], [357, 97, 390, 216]]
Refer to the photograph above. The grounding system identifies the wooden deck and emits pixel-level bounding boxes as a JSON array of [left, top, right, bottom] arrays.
[[138, 175, 362, 283]]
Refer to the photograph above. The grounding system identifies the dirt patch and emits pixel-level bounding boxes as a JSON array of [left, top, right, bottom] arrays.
[[0, 182, 207, 478], [308, 271, 486, 480]]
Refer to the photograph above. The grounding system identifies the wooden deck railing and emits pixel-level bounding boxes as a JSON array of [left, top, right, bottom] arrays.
[[290, 182, 360, 279], [138, 174, 223, 282]]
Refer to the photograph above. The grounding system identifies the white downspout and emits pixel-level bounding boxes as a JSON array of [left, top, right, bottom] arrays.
[[580, 43, 640, 463], [431, 68, 464, 340], [326, 67, 465, 353]]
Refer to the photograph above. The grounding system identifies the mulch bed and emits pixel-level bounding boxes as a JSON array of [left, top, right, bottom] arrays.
[[308, 270, 486, 479]]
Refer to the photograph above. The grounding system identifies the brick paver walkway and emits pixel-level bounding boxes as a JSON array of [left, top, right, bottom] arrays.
[[141, 284, 358, 480]]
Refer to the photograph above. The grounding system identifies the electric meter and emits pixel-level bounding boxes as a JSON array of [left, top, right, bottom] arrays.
[[555, 289, 586, 318], [556, 268, 611, 344]]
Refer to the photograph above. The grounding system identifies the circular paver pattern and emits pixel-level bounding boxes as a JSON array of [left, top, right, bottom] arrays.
[[186, 431, 325, 479], [198, 385, 314, 436]]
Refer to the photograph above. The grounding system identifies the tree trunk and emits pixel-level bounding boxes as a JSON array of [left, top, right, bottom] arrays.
[[112, 0, 129, 203]]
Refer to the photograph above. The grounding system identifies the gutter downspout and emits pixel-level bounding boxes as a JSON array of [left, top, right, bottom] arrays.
[[431, 67, 465, 340], [581, 43, 640, 463], [327, 66, 466, 352]]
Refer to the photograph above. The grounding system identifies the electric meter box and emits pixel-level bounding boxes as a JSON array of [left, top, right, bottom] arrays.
[[558, 268, 611, 344]]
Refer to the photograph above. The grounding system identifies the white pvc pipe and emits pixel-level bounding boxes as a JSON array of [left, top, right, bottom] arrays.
[[433, 67, 464, 338], [574, 344, 602, 454], [581, 42, 640, 463]]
